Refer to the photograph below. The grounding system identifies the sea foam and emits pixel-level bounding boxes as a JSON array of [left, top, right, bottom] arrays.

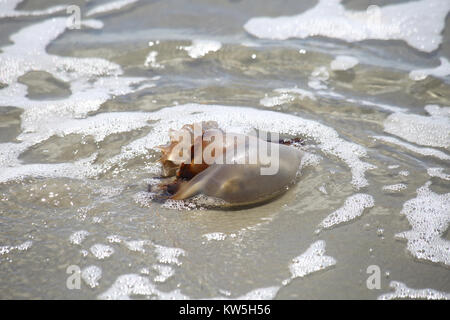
[[395, 182, 450, 267], [244, 0, 450, 53]]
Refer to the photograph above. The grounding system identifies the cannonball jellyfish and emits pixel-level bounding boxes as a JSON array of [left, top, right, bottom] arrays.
[[152, 121, 306, 208]]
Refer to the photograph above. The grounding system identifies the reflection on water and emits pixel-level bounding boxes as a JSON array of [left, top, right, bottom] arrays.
[[0, 0, 449, 299]]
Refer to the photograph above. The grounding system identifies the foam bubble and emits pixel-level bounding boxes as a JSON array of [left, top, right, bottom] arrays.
[[409, 57, 450, 81], [372, 136, 450, 161], [0, 0, 66, 18], [275, 87, 316, 101], [244, 0, 450, 53], [260, 93, 295, 108], [383, 108, 450, 149], [236, 287, 280, 300], [260, 87, 316, 107], [181, 40, 222, 59], [330, 55, 359, 71], [107, 235, 124, 244], [211, 287, 280, 300], [318, 194, 374, 230], [144, 51, 164, 69], [81, 19, 104, 30], [0, 153, 99, 184], [427, 168, 450, 181], [90, 244, 115, 260], [85, 0, 139, 17], [425, 105, 450, 118], [81, 265, 102, 288], [154, 245, 186, 266], [0, 240, 33, 256], [152, 264, 175, 283], [308, 66, 329, 90], [398, 170, 409, 177], [124, 240, 152, 253], [395, 182, 450, 266], [378, 281, 450, 300], [202, 233, 227, 241], [98, 274, 188, 300], [283, 240, 336, 285], [69, 230, 89, 245], [318, 185, 328, 195], [0, 17, 155, 183], [382, 184, 407, 192]]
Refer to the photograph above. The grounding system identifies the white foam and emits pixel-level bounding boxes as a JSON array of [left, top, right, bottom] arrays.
[[330, 55, 359, 71], [211, 287, 280, 300], [318, 185, 328, 195], [0, 0, 66, 18], [383, 107, 450, 149], [425, 104, 450, 117], [152, 264, 175, 283], [0, 153, 98, 184], [282, 240, 336, 285], [140, 267, 150, 275], [398, 170, 409, 177], [395, 182, 450, 266], [86, 0, 139, 17], [0, 17, 154, 183], [318, 194, 374, 230], [409, 57, 450, 81], [378, 281, 450, 300], [236, 287, 280, 300], [0, 240, 33, 256], [203, 232, 227, 241], [52, 111, 153, 143], [98, 274, 188, 300], [81, 265, 102, 288], [144, 51, 164, 69], [260, 87, 316, 107], [81, 19, 104, 30], [260, 93, 295, 108], [90, 244, 115, 260], [154, 245, 186, 266], [427, 168, 450, 181], [107, 235, 124, 244], [69, 230, 89, 245], [275, 87, 316, 101], [372, 136, 450, 161], [124, 240, 151, 253], [181, 40, 222, 59], [382, 184, 407, 192], [244, 0, 450, 53], [308, 66, 329, 90]]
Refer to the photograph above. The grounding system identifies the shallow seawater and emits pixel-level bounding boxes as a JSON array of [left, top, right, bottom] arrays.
[[0, 0, 449, 299]]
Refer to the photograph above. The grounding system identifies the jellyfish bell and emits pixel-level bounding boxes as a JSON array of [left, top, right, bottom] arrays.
[[153, 121, 306, 208]]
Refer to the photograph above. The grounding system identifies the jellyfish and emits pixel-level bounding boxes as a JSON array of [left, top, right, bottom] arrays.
[[152, 121, 305, 207]]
